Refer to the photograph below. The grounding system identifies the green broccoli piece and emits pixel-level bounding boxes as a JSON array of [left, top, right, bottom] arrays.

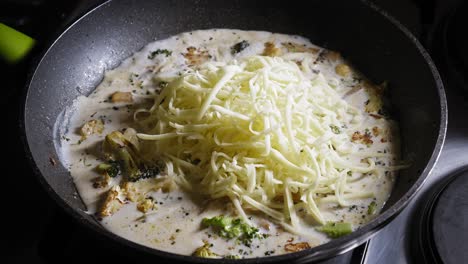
[[367, 201, 377, 215], [192, 242, 218, 258], [316, 222, 352, 238], [201, 215, 262, 246], [148, 49, 172, 59], [97, 161, 120, 178], [103, 131, 159, 182], [330, 125, 341, 134], [202, 216, 239, 238], [231, 40, 250, 54]]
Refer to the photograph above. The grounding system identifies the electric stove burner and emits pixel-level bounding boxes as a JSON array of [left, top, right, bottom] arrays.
[[416, 168, 468, 263]]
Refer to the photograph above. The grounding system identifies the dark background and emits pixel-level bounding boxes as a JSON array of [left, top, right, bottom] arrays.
[[1, 0, 465, 263]]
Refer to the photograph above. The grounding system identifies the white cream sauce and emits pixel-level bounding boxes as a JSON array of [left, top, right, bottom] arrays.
[[60, 29, 400, 258]]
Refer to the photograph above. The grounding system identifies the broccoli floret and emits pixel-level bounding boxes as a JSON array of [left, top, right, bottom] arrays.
[[202, 216, 237, 237], [202, 215, 262, 246], [231, 40, 249, 54], [97, 161, 120, 178], [192, 242, 218, 258], [316, 222, 352, 238], [367, 201, 377, 215], [103, 131, 159, 182]]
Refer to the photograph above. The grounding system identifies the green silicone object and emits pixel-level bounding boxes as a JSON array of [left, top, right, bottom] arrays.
[[0, 23, 36, 64]]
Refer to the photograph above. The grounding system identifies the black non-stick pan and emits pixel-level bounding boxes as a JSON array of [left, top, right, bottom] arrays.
[[23, 0, 447, 263]]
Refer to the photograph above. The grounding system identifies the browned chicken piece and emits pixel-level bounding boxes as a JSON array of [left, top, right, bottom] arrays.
[[263, 42, 282, 57], [99, 186, 124, 217], [92, 173, 111, 189], [80, 119, 104, 139], [352, 131, 374, 146], [184, 46, 211, 66], [363, 80, 385, 113], [335, 63, 351, 77], [121, 181, 139, 202], [372, 126, 381, 137], [282, 42, 319, 53], [284, 242, 311, 252], [111, 91, 133, 103], [121, 177, 174, 204], [137, 198, 156, 213]]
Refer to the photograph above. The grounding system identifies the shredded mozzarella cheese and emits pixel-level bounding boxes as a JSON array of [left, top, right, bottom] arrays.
[[135, 55, 396, 232]]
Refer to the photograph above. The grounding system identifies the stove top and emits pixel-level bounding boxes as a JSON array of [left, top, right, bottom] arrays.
[[3, 0, 467, 263]]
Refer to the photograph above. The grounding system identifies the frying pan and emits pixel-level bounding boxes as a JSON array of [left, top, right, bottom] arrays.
[[23, 0, 447, 262]]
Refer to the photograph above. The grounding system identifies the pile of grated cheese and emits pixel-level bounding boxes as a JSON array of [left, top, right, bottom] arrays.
[[134, 55, 400, 234]]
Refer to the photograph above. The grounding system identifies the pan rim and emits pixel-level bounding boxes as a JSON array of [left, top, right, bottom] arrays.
[[21, 0, 447, 262]]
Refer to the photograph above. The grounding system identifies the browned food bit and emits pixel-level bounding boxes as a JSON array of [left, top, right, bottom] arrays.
[[372, 126, 381, 137], [282, 42, 319, 53], [99, 186, 124, 216], [335, 63, 351, 77], [262, 42, 282, 57], [273, 192, 301, 203], [121, 181, 139, 202], [169, 234, 176, 242], [137, 198, 156, 213], [121, 177, 174, 204], [363, 80, 386, 113], [369, 113, 383, 119], [92, 173, 111, 188], [80, 119, 104, 139], [351, 131, 374, 146], [184, 46, 211, 66], [49, 157, 57, 166], [292, 192, 302, 202], [284, 242, 311, 252], [111, 91, 133, 103]]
